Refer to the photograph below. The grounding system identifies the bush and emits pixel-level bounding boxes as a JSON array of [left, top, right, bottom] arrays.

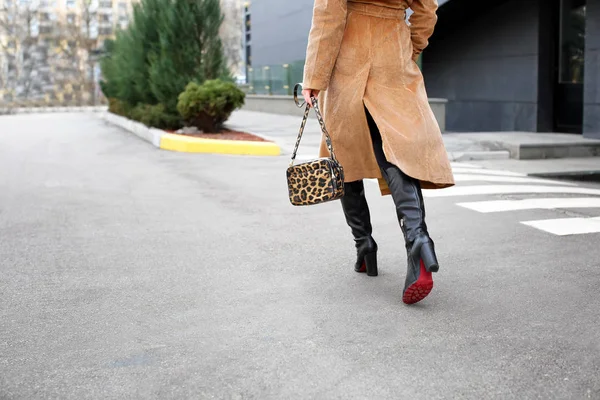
[[176, 80, 245, 132], [108, 98, 132, 117], [100, 0, 228, 114], [129, 103, 181, 130]]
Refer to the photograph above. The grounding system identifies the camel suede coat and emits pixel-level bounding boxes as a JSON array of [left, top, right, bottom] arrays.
[[302, 0, 455, 194]]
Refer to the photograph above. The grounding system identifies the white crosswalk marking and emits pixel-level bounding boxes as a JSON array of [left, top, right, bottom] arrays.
[[457, 198, 600, 213], [521, 217, 600, 236], [423, 185, 600, 198], [452, 174, 577, 186], [351, 162, 600, 236], [439, 166, 600, 236]]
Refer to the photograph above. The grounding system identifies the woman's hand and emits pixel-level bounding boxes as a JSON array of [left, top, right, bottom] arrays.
[[302, 89, 320, 107]]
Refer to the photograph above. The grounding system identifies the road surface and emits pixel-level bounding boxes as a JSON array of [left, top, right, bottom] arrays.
[[1, 113, 599, 399]]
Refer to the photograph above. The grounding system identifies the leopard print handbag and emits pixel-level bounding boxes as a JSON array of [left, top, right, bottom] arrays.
[[287, 84, 345, 206]]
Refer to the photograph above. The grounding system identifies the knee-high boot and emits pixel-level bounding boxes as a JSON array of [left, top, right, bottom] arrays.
[[340, 180, 378, 276], [365, 107, 439, 303], [380, 165, 439, 304]]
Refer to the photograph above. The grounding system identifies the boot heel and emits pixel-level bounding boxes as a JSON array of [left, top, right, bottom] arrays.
[[420, 242, 439, 273], [364, 252, 378, 277]]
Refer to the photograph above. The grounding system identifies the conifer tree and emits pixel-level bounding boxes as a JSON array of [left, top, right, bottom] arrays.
[[149, 0, 228, 114], [100, 0, 230, 118]]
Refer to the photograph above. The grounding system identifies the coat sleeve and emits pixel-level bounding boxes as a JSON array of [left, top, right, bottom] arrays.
[[408, 0, 438, 62], [302, 0, 348, 91]]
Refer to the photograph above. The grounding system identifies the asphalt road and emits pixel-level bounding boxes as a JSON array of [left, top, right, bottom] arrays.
[[1, 113, 599, 399]]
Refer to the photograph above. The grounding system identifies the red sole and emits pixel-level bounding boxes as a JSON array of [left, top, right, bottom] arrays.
[[402, 260, 434, 304], [357, 261, 367, 273]]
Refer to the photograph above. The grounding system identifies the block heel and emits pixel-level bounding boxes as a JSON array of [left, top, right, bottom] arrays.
[[364, 251, 378, 277], [420, 241, 439, 273]]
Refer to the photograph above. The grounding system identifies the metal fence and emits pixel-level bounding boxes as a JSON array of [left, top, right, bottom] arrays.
[[246, 60, 306, 96]]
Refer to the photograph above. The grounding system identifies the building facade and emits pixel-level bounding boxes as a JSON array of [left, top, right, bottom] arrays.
[[423, 0, 599, 139], [0, 0, 246, 106], [248, 0, 600, 139], [0, 0, 136, 106], [220, 0, 245, 81]]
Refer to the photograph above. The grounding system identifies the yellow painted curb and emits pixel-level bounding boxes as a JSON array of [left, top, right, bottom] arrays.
[[159, 133, 281, 156]]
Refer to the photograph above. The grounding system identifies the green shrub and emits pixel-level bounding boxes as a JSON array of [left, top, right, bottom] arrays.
[[108, 98, 132, 117], [176, 80, 245, 132], [129, 103, 181, 130], [100, 0, 228, 113]]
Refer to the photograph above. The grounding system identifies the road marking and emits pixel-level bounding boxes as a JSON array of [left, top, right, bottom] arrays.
[[457, 197, 600, 213], [423, 185, 600, 198], [521, 216, 600, 236], [451, 167, 526, 177], [453, 174, 576, 186]]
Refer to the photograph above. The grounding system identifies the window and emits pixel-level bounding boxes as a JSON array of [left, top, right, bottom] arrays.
[[30, 19, 39, 36], [66, 0, 75, 8], [39, 25, 52, 33], [99, 0, 112, 7], [99, 26, 112, 35], [0, 59, 8, 79], [67, 13, 76, 24], [39, 0, 56, 7], [38, 47, 48, 60], [559, 0, 586, 84]]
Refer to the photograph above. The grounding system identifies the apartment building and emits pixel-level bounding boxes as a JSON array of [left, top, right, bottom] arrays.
[[220, 0, 245, 81], [0, 0, 135, 105]]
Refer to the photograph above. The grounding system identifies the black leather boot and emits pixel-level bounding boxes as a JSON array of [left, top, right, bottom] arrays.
[[382, 165, 439, 304], [340, 180, 378, 276], [365, 107, 438, 303]]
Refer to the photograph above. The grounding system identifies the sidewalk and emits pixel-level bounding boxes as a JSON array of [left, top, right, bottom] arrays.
[[226, 110, 600, 178], [226, 110, 508, 161]]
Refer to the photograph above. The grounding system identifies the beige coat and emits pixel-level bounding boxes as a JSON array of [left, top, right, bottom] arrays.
[[303, 0, 455, 194]]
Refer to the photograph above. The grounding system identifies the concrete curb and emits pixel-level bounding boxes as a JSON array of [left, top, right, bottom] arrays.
[[161, 134, 281, 156], [102, 111, 165, 147], [0, 106, 107, 115], [101, 112, 281, 156], [448, 150, 510, 161]]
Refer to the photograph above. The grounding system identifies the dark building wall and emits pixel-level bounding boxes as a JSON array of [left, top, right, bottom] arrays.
[[250, 0, 452, 67], [584, 0, 600, 138], [250, 0, 314, 67], [423, 0, 541, 132]]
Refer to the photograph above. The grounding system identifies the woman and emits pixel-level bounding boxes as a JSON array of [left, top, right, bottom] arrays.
[[301, 0, 455, 304]]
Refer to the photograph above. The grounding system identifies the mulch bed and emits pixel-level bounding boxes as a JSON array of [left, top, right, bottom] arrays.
[[165, 129, 269, 142]]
